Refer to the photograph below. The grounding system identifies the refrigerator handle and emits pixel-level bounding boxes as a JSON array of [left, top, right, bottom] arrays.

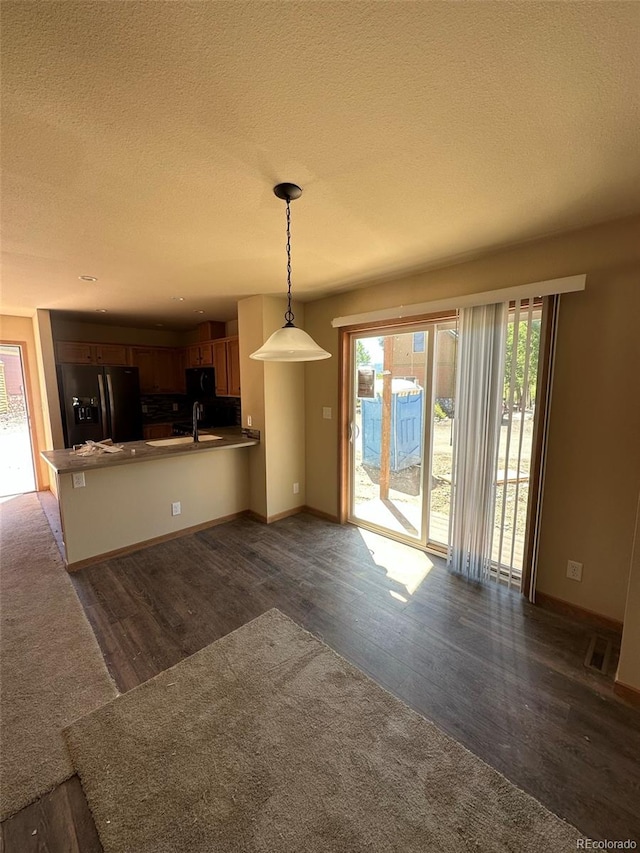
[[106, 373, 116, 439], [97, 373, 108, 438]]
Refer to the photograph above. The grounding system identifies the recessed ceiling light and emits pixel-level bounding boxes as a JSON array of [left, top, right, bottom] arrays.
[[95, 308, 108, 313], [194, 309, 205, 314], [155, 323, 164, 327], [170, 296, 185, 301], [79, 275, 98, 282]]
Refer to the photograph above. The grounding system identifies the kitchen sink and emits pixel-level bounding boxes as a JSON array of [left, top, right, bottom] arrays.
[[145, 435, 222, 447]]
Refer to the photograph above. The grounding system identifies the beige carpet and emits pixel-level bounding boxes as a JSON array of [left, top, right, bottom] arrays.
[[0, 493, 117, 820], [65, 609, 582, 852]]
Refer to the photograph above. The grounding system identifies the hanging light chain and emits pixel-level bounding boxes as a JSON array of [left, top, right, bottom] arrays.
[[284, 197, 295, 326]]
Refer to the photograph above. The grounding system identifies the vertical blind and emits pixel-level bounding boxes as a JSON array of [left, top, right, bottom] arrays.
[[448, 303, 507, 581]]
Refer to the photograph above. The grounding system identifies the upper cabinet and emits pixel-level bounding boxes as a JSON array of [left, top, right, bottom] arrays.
[[130, 347, 185, 394], [56, 341, 129, 366], [227, 338, 240, 397], [95, 343, 130, 365], [187, 343, 214, 368], [213, 337, 240, 397], [54, 322, 238, 398]]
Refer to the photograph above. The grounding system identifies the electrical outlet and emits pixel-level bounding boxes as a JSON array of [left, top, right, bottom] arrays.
[[141, 404, 149, 414], [172, 403, 179, 412], [293, 482, 300, 495], [171, 501, 181, 516], [247, 415, 252, 427], [567, 560, 583, 581], [72, 472, 85, 489], [323, 407, 332, 420]]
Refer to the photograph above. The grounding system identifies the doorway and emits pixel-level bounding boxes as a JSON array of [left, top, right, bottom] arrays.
[[348, 320, 456, 551], [0, 344, 37, 497], [345, 303, 542, 591]]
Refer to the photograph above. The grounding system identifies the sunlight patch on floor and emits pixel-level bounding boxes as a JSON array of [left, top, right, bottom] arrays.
[[357, 527, 433, 596]]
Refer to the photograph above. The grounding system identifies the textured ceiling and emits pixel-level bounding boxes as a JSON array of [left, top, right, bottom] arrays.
[[2, 1, 639, 329]]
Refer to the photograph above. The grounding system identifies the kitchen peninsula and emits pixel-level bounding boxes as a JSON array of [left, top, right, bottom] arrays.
[[41, 428, 258, 569]]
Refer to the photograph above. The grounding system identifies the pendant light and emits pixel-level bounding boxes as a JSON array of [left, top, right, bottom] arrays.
[[250, 183, 331, 362]]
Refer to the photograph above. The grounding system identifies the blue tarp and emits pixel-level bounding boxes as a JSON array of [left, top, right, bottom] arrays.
[[361, 390, 423, 472]]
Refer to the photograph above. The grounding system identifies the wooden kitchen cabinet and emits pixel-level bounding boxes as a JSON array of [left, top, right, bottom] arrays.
[[213, 341, 228, 395], [56, 341, 129, 366], [143, 423, 173, 440], [95, 344, 129, 365], [130, 346, 183, 393], [56, 341, 93, 363], [187, 346, 200, 368], [172, 348, 186, 393], [153, 348, 175, 392], [227, 337, 240, 396], [130, 347, 156, 392], [188, 343, 214, 367], [213, 336, 240, 396]]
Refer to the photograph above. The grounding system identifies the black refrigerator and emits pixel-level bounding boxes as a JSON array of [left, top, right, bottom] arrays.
[[57, 364, 143, 447]]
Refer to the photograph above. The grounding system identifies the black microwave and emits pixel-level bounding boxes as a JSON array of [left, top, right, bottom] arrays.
[[186, 367, 216, 400]]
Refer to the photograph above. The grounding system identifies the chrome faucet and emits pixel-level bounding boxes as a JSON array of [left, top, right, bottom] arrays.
[[192, 401, 203, 442]]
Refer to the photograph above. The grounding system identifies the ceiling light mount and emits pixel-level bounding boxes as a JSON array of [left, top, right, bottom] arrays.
[[250, 183, 330, 362], [273, 182, 302, 202]]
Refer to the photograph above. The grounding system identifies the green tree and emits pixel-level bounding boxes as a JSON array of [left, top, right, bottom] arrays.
[[504, 319, 540, 408], [356, 340, 371, 366]]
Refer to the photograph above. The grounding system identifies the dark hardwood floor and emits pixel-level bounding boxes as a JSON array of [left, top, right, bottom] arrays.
[[3, 512, 639, 849]]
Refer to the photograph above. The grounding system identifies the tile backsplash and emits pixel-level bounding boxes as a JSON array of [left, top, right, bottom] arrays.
[[223, 396, 242, 426], [141, 395, 188, 422], [140, 394, 241, 426]]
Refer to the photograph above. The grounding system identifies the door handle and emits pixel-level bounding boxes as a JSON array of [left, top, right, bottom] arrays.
[[106, 373, 116, 438], [97, 374, 108, 436]]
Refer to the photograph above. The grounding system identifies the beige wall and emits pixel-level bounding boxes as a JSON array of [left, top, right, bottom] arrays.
[[238, 295, 306, 520], [616, 495, 640, 692], [51, 316, 186, 347], [303, 215, 640, 621], [538, 268, 640, 621], [33, 309, 65, 451], [263, 299, 306, 518], [238, 296, 268, 517], [57, 448, 250, 564], [617, 492, 640, 693], [0, 314, 50, 487]]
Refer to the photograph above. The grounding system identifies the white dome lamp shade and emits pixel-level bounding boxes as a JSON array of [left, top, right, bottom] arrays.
[[250, 183, 331, 363]]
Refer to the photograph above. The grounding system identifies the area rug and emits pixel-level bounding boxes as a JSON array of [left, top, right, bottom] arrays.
[[64, 608, 581, 852], [0, 493, 117, 820]]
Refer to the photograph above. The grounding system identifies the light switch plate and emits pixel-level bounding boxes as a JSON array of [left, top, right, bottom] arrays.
[[323, 407, 332, 420]]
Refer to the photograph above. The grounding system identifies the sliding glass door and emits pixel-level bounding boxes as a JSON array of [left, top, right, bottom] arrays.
[[490, 300, 542, 587], [348, 322, 454, 550], [345, 302, 543, 591], [428, 322, 458, 550]]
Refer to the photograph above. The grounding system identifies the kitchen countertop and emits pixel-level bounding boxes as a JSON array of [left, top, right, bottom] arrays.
[[41, 428, 258, 475]]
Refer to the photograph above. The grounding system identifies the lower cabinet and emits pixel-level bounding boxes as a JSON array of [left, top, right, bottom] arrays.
[[142, 423, 173, 440]]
